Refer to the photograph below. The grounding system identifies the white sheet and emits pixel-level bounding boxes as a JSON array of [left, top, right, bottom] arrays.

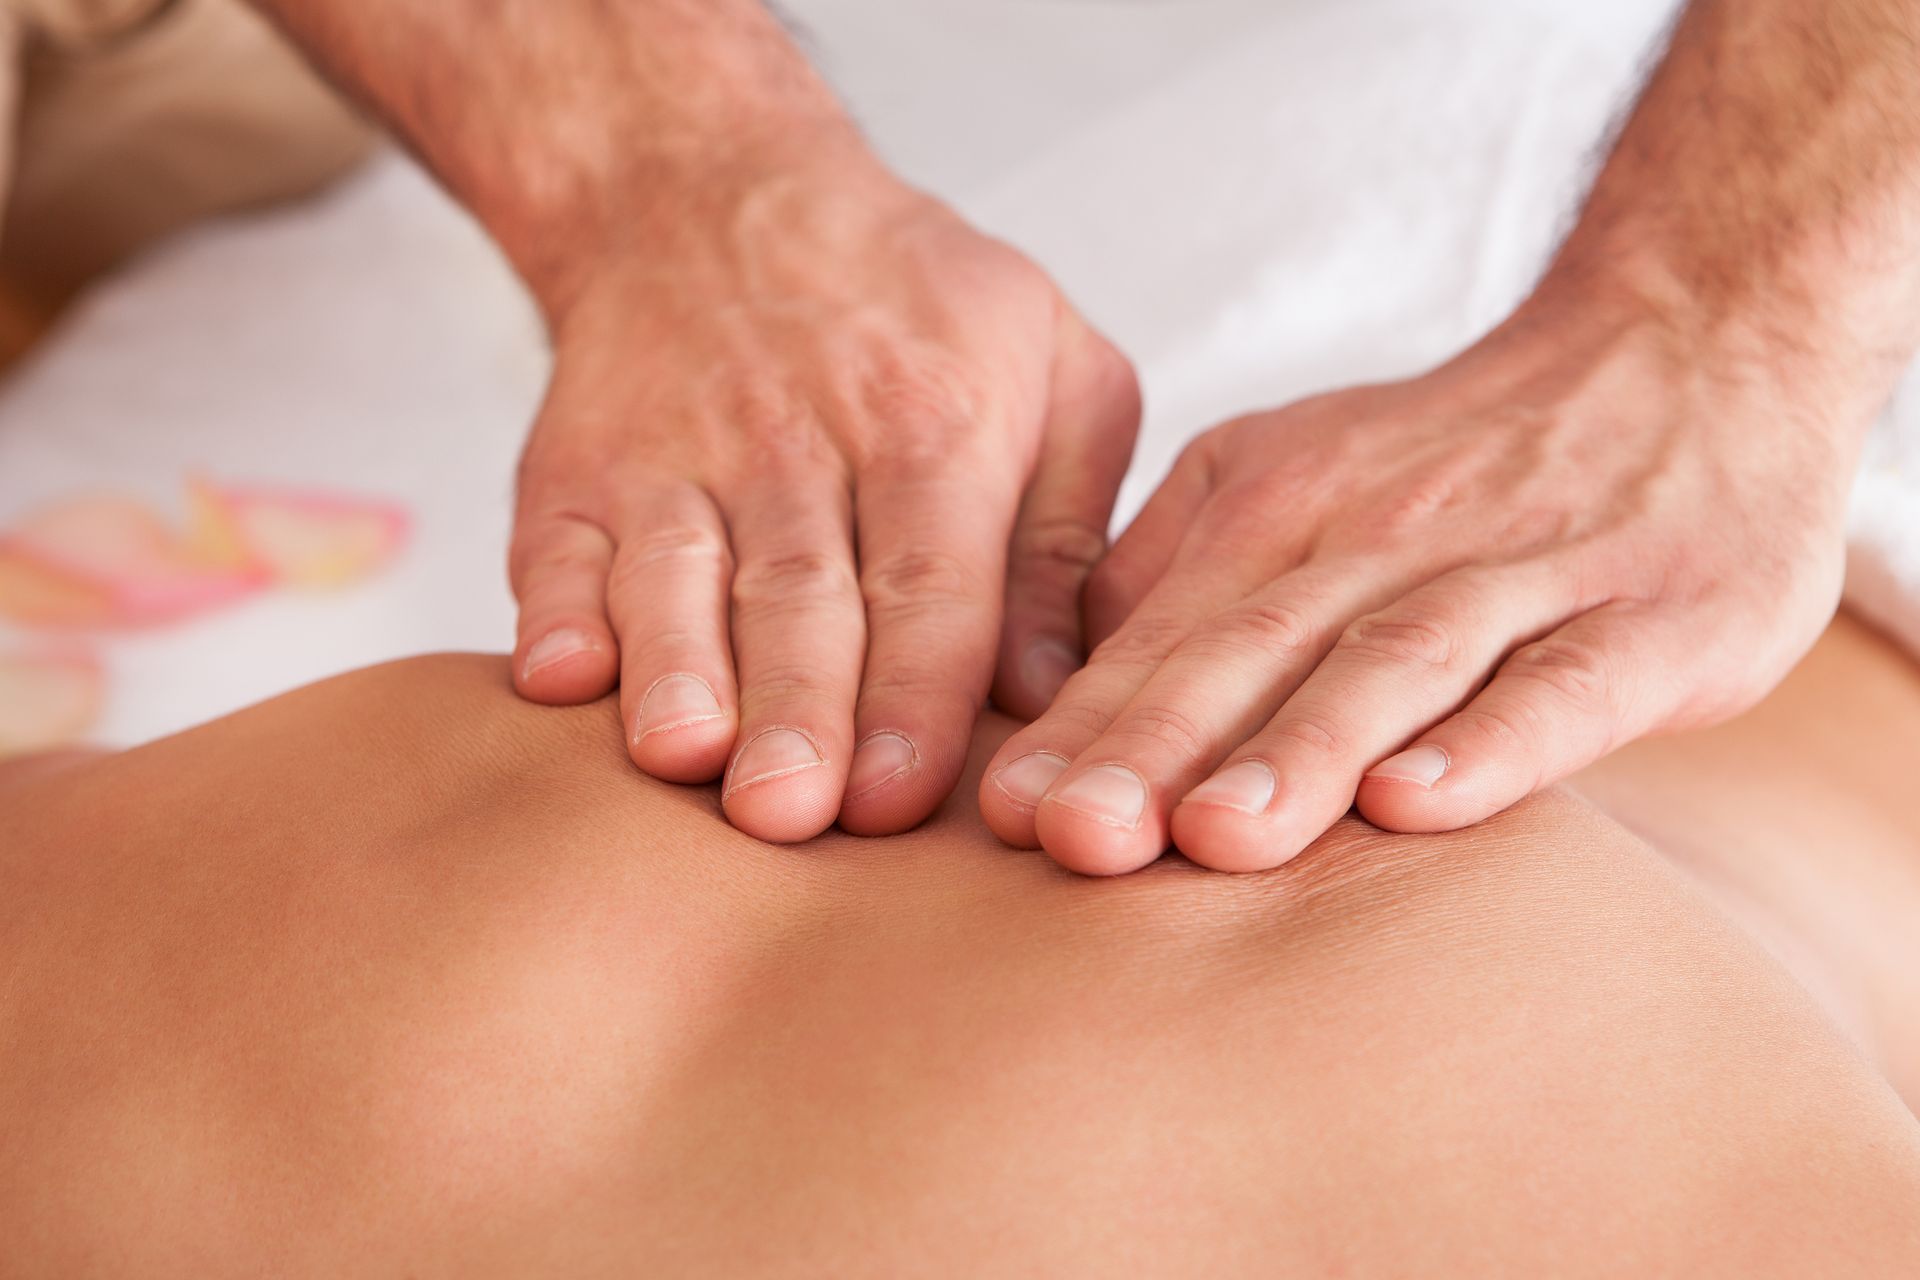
[[2, 0, 1913, 748]]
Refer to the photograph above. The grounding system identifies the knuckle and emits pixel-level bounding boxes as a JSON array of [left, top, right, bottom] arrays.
[[510, 539, 603, 592], [860, 350, 981, 445], [1504, 637, 1611, 708], [1372, 473, 1461, 533], [1220, 599, 1320, 658], [856, 661, 941, 701], [860, 663, 981, 716], [862, 548, 986, 615], [619, 524, 732, 573], [734, 549, 859, 611], [1449, 706, 1533, 754], [1340, 610, 1459, 671], [1012, 517, 1107, 584], [1265, 712, 1345, 759], [628, 623, 708, 659], [1089, 614, 1192, 670], [725, 381, 816, 452], [1111, 703, 1216, 760], [1040, 698, 1120, 742], [739, 661, 838, 708]]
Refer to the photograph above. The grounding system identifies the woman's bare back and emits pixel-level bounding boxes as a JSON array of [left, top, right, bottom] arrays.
[[3, 651, 1918, 1276]]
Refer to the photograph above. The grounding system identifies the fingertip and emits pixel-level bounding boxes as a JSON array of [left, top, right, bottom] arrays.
[[836, 730, 947, 836], [621, 671, 734, 782], [1034, 816, 1162, 877], [721, 726, 842, 844], [978, 748, 1068, 849], [1033, 765, 1164, 877], [1354, 746, 1487, 833], [629, 714, 735, 785], [1167, 801, 1303, 874], [514, 626, 618, 704], [722, 773, 842, 844]]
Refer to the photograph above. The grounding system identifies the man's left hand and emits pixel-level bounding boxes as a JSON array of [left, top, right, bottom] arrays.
[[979, 300, 1855, 874]]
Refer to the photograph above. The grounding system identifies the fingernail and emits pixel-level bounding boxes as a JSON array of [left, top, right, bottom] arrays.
[[847, 731, 917, 798], [1366, 744, 1449, 788], [1049, 763, 1148, 829], [726, 727, 825, 795], [636, 673, 724, 739], [1020, 637, 1081, 705], [523, 628, 595, 680], [992, 751, 1070, 808], [1184, 760, 1275, 814]]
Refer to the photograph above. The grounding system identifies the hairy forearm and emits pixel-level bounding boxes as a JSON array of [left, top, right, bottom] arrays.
[[247, 0, 876, 309], [1534, 0, 1920, 433]]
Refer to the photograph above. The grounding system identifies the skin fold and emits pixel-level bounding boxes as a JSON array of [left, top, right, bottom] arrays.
[[3, 615, 1919, 1275]]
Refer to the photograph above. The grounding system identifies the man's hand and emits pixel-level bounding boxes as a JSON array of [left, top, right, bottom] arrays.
[[510, 153, 1137, 841], [979, 305, 1849, 874], [244, 0, 1137, 840], [982, 0, 1920, 874]]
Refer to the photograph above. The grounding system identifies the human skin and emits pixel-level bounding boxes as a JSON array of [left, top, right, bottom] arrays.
[[989, 0, 1920, 874], [1574, 612, 1920, 1111], [3, 619, 1919, 1275], [245, 0, 1920, 860], [244, 0, 1141, 843]]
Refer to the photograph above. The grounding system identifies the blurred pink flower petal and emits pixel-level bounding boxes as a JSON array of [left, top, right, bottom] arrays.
[[0, 496, 265, 628], [194, 480, 409, 588]]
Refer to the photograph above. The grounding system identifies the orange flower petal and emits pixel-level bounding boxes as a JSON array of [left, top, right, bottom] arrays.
[[0, 546, 115, 627], [0, 648, 104, 757]]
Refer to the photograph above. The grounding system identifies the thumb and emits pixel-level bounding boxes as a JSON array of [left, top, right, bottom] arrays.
[[992, 308, 1141, 719]]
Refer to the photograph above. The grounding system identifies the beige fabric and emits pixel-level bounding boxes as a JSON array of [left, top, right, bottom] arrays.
[[0, 0, 374, 312]]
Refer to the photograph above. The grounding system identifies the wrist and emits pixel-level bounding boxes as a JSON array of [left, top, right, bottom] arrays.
[[1422, 283, 1864, 522], [417, 0, 881, 318], [1513, 233, 1899, 446], [484, 110, 893, 319], [534, 144, 971, 370]]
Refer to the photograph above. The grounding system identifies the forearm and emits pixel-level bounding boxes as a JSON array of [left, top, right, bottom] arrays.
[[246, 0, 880, 311], [1530, 0, 1920, 434]]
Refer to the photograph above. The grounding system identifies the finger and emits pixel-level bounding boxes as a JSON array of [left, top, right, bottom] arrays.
[[1032, 560, 1399, 876], [1355, 600, 1690, 833], [721, 466, 864, 843], [606, 482, 738, 785], [1081, 434, 1217, 648], [1171, 564, 1576, 871], [977, 529, 1276, 859], [992, 318, 1141, 718], [509, 507, 619, 705], [839, 454, 1020, 836]]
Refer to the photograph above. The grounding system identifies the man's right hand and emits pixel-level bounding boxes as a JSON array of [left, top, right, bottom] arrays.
[[243, 0, 1136, 840], [507, 145, 1139, 842]]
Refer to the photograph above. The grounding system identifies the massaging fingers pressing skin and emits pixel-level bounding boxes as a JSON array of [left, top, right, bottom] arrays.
[[245, 0, 1139, 840], [508, 172, 1139, 843], [979, 0, 1920, 875], [980, 309, 1855, 874]]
